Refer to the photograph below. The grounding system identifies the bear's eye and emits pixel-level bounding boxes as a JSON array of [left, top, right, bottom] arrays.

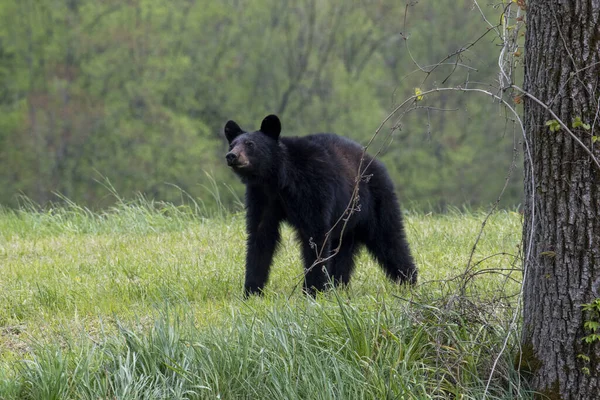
[[246, 141, 255, 149]]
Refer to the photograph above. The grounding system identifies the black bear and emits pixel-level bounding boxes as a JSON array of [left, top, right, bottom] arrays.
[[224, 114, 416, 296]]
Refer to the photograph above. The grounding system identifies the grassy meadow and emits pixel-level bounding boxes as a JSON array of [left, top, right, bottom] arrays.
[[0, 199, 532, 399]]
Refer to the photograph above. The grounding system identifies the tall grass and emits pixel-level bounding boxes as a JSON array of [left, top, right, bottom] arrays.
[[0, 198, 531, 399], [4, 296, 530, 399]]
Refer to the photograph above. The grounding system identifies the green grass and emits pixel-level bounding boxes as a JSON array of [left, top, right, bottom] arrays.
[[0, 200, 532, 399]]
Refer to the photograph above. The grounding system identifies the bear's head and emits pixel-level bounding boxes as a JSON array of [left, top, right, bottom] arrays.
[[224, 114, 282, 182]]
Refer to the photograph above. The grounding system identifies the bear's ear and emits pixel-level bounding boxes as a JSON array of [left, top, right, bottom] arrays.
[[224, 120, 243, 143], [260, 114, 281, 140]]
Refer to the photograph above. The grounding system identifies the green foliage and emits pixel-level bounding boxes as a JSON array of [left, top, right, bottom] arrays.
[[578, 298, 600, 375], [581, 298, 600, 314], [0, 0, 522, 211], [572, 116, 591, 131], [581, 298, 600, 344], [545, 119, 561, 132]]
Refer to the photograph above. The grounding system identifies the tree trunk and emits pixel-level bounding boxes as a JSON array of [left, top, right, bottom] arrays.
[[521, 1, 600, 399]]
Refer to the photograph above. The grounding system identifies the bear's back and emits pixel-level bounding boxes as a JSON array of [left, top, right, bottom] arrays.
[[280, 133, 384, 186], [278, 133, 382, 206], [307, 133, 375, 177], [281, 133, 367, 170]]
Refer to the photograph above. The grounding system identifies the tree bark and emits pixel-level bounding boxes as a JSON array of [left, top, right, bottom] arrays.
[[521, 1, 600, 399]]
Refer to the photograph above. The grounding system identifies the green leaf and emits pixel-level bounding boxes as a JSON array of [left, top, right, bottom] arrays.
[[593, 136, 598, 143], [545, 119, 560, 132], [582, 298, 600, 311], [572, 117, 591, 130], [584, 320, 600, 332], [583, 334, 600, 343], [577, 353, 590, 362], [414, 88, 424, 101]]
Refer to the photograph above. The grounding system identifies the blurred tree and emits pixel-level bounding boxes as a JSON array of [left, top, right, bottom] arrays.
[[0, 0, 522, 211]]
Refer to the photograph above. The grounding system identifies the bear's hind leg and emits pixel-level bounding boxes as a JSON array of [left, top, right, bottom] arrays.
[[300, 236, 332, 296], [330, 235, 359, 287], [363, 213, 417, 285]]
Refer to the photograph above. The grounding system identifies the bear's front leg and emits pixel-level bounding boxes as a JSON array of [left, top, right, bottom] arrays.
[[244, 200, 281, 297], [300, 233, 332, 296]]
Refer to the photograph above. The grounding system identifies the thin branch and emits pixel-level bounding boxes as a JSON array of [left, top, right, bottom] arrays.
[[472, 0, 501, 36]]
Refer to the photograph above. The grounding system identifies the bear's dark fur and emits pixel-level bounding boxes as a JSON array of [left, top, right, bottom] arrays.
[[224, 114, 416, 296]]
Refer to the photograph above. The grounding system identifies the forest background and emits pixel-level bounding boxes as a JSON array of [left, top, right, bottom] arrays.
[[0, 0, 521, 211]]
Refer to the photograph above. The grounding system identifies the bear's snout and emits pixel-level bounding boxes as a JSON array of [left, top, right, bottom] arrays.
[[226, 152, 238, 166], [226, 149, 250, 168]]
